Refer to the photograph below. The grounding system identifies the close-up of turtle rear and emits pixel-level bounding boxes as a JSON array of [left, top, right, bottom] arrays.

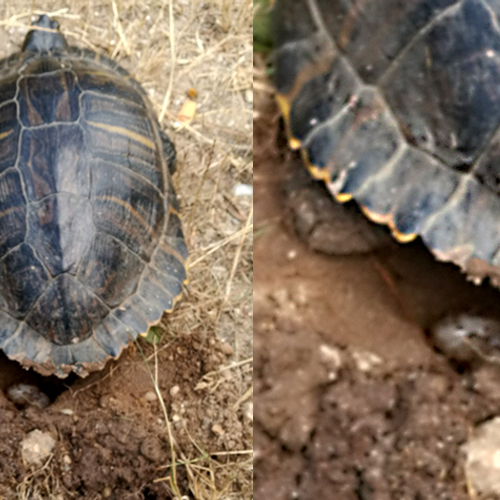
[[273, 0, 500, 284], [0, 15, 187, 378]]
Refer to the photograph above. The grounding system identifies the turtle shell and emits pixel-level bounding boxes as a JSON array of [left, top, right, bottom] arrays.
[[273, 0, 500, 285], [0, 15, 188, 377]]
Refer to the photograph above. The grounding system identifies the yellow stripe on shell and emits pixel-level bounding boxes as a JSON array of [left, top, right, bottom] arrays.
[[95, 195, 155, 237], [0, 205, 24, 220], [87, 121, 156, 150], [159, 239, 187, 266], [0, 129, 14, 141]]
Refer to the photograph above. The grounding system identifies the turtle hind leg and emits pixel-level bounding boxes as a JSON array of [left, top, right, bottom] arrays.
[[160, 130, 176, 175], [284, 155, 393, 255]]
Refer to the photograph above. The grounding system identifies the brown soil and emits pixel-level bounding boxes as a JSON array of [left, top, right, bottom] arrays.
[[0, 334, 247, 499], [254, 79, 500, 499]]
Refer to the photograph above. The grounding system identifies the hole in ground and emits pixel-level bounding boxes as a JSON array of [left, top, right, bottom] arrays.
[[0, 351, 78, 404]]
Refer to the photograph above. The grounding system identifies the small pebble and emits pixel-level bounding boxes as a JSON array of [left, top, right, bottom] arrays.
[[474, 366, 500, 401], [233, 183, 253, 197], [319, 344, 343, 381], [7, 384, 50, 409], [464, 417, 500, 496], [99, 395, 109, 408], [102, 486, 112, 498], [352, 350, 383, 372], [144, 391, 157, 402], [21, 430, 56, 466], [431, 314, 500, 364], [244, 88, 253, 104], [140, 436, 163, 463], [211, 424, 225, 436], [219, 342, 234, 356], [170, 385, 180, 397], [319, 344, 342, 368], [243, 402, 253, 422]]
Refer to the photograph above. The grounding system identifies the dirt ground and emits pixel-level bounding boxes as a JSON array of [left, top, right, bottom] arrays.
[[254, 63, 500, 499], [0, 2, 252, 499]]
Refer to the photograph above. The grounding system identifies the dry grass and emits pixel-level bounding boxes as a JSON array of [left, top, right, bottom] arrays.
[[0, 1, 252, 498]]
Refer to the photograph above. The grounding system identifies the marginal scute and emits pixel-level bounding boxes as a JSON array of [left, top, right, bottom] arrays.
[[152, 239, 188, 284], [391, 152, 460, 236], [113, 300, 149, 336], [66, 337, 108, 364], [94, 315, 132, 357], [12, 323, 53, 364], [289, 56, 360, 143], [273, 0, 323, 95], [355, 147, 460, 237], [164, 236, 189, 262], [33, 341, 71, 367], [472, 125, 500, 195], [0, 310, 19, 347], [305, 88, 402, 193], [422, 178, 500, 265], [2, 324, 43, 363], [160, 129, 176, 174], [121, 292, 164, 328], [138, 267, 182, 312], [136, 268, 177, 317]]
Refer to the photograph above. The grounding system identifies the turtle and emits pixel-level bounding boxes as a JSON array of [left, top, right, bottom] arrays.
[[272, 0, 500, 288], [0, 15, 188, 378]]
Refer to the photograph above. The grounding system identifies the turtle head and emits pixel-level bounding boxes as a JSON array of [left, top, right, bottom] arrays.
[[22, 15, 67, 52]]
